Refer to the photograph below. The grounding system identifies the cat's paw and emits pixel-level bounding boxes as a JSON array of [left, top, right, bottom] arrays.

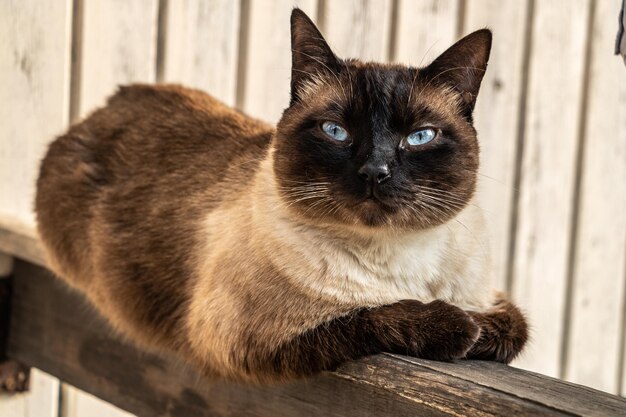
[[466, 296, 528, 364], [370, 299, 480, 361], [411, 300, 481, 361]]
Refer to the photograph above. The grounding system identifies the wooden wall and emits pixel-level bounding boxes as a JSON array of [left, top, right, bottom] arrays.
[[1, 0, 625, 415]]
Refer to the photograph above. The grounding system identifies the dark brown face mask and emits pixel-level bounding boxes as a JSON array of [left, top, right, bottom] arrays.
[[272, 9, 491, 230]]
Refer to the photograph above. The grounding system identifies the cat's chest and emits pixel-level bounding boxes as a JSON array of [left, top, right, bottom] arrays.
[[302, 230, 460, 305]]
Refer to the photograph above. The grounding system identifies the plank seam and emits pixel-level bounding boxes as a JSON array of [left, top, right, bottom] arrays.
[[617, 250, 626, 395], [316, 0, 326, 32], [505, 0, 535, 294], [616, 247, 626, 396], [57, 382, 65, 417], [386, 0, 399, 62], [155, 0, 168, 83], [68, 0, 84, 123], [456, 0, 467, 38], [235, 0, 251, 110], [559, 0, 597, 383]]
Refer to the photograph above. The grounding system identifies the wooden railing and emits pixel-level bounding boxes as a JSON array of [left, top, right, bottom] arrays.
[[1, 221, 625, 417]]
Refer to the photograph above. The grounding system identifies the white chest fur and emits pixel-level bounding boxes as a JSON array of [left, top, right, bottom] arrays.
[[258, 203, 494, 311]]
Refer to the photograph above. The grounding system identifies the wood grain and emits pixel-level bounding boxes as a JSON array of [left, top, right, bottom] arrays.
[[391, 354, 626, 416], [394, 0, 460, 66], [7, 259, 625, 417], [511, 0, 591, 377], [0, 254, 14, 278], [564, 0, 626, 394], [0, 0, 72, 227], [241, 0, 318, 122], [0, 1, 70, 414], [162, 0, 240, 105], [321, 0, 394, 61], [0, 217, 45, 268], [78, 0, 159, 115], [463, 0, 531, 291]]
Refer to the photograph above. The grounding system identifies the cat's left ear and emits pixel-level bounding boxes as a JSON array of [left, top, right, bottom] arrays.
[[423, 29, 492, 119], [290, 8, 340, 105]]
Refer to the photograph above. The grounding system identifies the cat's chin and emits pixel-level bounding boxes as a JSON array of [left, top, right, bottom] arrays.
[[352, 198, 396, 227]]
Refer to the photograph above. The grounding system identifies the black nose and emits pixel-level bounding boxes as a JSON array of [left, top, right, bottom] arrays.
[[358, 163, 391, 184]]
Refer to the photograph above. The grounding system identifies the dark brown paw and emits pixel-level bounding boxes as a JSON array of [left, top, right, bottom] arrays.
[[369, 299, 480, 361], [466, 296, 528, 364]]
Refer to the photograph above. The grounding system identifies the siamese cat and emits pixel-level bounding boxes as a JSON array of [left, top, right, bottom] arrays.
[[35, 9, 527, 382]]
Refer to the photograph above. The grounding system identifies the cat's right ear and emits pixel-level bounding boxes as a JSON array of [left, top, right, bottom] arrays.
[[290, 8, 339, 105]]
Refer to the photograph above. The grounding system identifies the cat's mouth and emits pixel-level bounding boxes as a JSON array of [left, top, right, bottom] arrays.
[[355, 193, 396, 212], [363, 183, 388, 202]]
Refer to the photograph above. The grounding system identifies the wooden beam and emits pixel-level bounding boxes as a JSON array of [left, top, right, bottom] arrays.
[[0, 256, 622, 416], [0, 218, 46, 267]]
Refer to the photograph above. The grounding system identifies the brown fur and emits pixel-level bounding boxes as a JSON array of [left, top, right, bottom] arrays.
[[35, 9, 527, 382], [467, 294, 529, 363]]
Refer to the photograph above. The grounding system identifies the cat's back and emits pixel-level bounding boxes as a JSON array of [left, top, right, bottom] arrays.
[[35, 84, 273, 337]]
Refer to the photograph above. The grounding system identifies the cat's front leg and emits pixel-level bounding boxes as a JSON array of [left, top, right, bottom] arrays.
[[250, 299, 480, 381], [465, 293, 529, 363]]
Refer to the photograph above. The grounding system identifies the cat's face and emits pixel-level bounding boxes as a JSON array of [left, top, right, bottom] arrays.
[[273, 9, 491, 230]]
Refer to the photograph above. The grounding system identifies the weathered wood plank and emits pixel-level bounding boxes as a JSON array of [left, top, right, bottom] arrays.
[[162, 0, 241, 105], [321, 0, 394, 61], [0, 0, 72, 227], [391, 354, 626, 416], [511, 0, 591, 377], [5, 257, 626, 416], [394, 0, 459, 65], [0, 254, 14, 278], [0, 217, 45, 268], [463, 0, 531, 291], [564, 0, 626, 394], [241, 0, 318, 122], [78, 0, 159, 115], [0, 1, 70, 414]]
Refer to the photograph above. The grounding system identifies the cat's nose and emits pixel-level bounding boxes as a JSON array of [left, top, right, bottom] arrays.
[[358, 163, 391, 184]]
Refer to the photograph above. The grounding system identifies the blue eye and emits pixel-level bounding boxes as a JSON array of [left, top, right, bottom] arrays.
[[321, 121, 349, 142], [407, 128, 437, 146]]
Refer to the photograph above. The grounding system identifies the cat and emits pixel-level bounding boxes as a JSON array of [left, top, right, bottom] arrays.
[[35, 9, 527, 382]]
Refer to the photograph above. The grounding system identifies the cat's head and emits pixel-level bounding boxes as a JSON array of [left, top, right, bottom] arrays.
[[273, 9, 491, 231]]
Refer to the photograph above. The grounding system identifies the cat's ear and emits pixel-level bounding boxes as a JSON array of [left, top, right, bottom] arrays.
[[290, 8, 340, 104], [423, 29, 492, 119]]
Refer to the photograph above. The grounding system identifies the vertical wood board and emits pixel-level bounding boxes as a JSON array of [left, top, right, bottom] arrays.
[[464, 0, 530, 291], [565, 0, 626, 394], [241, 0, 318, 122], [511, 0, 591, 377], [394, 0, 459, 66], [163, 0, 241, 106], [0, 1, 71, 415], [0, 0, 73, 227], [322, 0, 394, 61], [78, 0, 159, 116]]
